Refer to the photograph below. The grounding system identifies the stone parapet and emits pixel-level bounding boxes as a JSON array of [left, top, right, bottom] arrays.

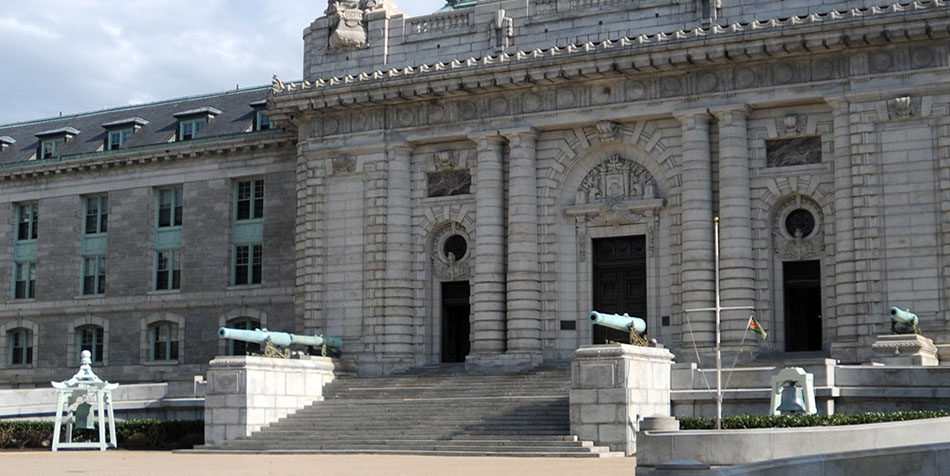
[[204, 356, 340, 445], [570, 344, 674, 456]]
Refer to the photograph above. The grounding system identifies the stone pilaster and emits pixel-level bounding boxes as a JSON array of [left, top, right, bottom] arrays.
[[383, 144, 414, 363], [674, 110, 715, 351], [470, 133, 507, 356], [504, 128, 542, 358], [828, 97, 859, 361], [711, 106, 756, 352]]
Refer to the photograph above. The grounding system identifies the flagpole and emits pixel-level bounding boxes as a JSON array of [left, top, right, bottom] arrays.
[[714, 217, 722, 430]]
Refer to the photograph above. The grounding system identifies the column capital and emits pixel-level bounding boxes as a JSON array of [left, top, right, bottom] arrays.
[[709, 104, 750, 122], [672, 108, 712, 129], [825, 96, 851, 115], [501, 126, 539, 141], [386, 142, 414, 155]]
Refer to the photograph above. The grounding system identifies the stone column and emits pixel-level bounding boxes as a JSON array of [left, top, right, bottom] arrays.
[[711, 106, 756, 352], [827, 98, 858, 362], [504, 128, 542, 359], [469, 133, 507, 356], [383, 144, 414, 364], [674, 110, 716, 351]]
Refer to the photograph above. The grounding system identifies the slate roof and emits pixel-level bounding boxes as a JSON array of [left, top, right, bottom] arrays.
[[0, 86, 271, 167]]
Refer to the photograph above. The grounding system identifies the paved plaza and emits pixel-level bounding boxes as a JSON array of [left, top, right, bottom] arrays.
[[0, 451, 634, 476]]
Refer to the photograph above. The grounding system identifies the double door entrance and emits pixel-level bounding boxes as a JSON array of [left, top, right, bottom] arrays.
[[592, 236, 648, 344]]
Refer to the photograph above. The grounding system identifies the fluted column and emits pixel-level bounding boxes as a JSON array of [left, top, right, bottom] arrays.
[[712, 106, 756, 351], [470, 133, 507, 355], [505, 128, 541, 355], [828, 97, 858, 350], [383, 144, 414, 361], [674, 110, 716, 350]]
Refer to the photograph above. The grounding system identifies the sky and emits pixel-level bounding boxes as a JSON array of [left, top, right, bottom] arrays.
[[0, 0, 447, 125]]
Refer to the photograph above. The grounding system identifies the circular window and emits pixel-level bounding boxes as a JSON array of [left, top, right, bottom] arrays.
[[443, 234, 468, 260], [785, 209, 816, 237]]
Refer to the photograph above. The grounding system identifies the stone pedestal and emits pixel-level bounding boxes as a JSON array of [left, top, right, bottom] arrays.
[[204, 356, 342, 444], [870, 334, 938, 366], [570, 344, 674, 456]]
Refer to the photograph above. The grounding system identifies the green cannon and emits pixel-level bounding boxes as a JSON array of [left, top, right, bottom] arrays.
[[218, 327, 342, 358], [589, 310, 648, 346], [888, 307, 920, 335]]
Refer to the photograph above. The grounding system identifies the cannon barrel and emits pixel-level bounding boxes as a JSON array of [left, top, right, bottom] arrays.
[[589, 311, 647, 335], [888, 307, 919, 326], [218, 327, 342, 349]]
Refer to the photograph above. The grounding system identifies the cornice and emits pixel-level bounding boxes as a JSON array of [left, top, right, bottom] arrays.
[[0, 131, 295, 183], [269, 0, 947, 115]]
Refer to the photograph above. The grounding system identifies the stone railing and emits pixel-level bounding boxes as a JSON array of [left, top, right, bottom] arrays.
[[409, 10, 472, 35]]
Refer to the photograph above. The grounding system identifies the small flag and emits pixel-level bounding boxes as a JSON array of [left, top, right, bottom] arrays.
[[747, 315, 768, 341]]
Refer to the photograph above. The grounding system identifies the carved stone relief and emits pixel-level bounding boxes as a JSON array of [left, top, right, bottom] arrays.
[[431, 223, 473, 281], [595, 121, 621, 143], [575, 154, 656, 205], [327, 0, 378, 51], [428, 150, 471, 197], [888, 96, 916, 120], [777, 114, 805, 137], [772, 197, 824, 261], [332, 156, 357, 175]]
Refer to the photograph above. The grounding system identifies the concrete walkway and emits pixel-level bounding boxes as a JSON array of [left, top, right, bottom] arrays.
[[1, 451, 635, 476]]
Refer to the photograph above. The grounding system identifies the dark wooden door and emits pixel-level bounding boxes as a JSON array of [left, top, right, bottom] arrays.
[[592, 236, 647, 344], [783, 261, 822, 352], [441, 281, 471, 363]]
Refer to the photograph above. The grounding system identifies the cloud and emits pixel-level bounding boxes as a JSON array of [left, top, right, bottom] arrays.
[[0, 0, 447, 125]]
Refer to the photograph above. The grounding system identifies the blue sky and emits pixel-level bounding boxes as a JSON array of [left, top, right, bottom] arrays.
[[0, 0, 447, 125]]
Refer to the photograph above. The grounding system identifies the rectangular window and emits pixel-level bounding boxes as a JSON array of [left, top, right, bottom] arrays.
[[157, 187, 183, 228], [9, 329, 33, 365], [255, 111, 273, 131], [107, 128, 133, 151], [40, 138, 63, 159], [16, 203, 38, 241], [155, 249, 181, 291], [82, 256, 106, 295], [85, 196, 108, 235], [149, 322, 179, 361], [78, 326, 104, 363], [233, 244, 262, 286], [14, 262, 35, 299], [178, 118, 206, 141], [235, 179, 264, 221]]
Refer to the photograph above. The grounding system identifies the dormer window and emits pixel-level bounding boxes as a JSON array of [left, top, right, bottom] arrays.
[[173, 107, 220, 141], [249, 100, 273, 132], [102, 117, 148, 151], [0, 136, 14, 152], [35, 127, 79, 159]]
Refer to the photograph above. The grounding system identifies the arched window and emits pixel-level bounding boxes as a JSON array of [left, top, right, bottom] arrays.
[[227, 317, 261, 356], [77, 325, 104, 363], [7, 328, 33, 365], [148, 321, 179, 361]]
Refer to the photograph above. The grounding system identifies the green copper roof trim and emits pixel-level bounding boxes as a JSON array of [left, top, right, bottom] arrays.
[[437, 0, 477, 12]]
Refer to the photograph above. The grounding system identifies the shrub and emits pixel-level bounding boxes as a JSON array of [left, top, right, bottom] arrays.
[[0, 419, 203, 449], [677, 411, 950, 430]]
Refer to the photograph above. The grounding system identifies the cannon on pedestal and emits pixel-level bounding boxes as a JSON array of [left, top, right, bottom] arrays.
[[218, 327, 343, 358], [888, 307, 920, 335], [589, 311, 648, 346]]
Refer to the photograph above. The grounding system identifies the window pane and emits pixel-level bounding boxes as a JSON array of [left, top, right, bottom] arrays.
[[253, 181, 264, 219], [252, 245, 262, 284]]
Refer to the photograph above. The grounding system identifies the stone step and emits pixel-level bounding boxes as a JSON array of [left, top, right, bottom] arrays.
[[210, 442, 600, 452], [186, 448, 620, 458], [224, 438, 590, 447]]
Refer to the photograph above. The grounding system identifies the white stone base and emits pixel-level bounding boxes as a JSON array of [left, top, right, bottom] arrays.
[[204, 355, 339, 445], [569, 344, 674, 456], [870, 334, 938, 366]]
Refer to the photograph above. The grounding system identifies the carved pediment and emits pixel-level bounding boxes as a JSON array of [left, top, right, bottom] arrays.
[[575, 154, 657, 206]]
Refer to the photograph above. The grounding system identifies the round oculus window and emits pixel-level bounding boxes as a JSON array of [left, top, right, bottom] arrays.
[[785, 209, 816, 238], [443, 234, 468, 260]]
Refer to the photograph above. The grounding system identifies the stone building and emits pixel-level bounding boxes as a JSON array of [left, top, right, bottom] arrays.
[[2, 0, 950, 384]]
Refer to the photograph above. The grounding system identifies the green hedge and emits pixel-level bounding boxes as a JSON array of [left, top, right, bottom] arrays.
[[678, 411, 950, 430], [0, 419, 203, 449]]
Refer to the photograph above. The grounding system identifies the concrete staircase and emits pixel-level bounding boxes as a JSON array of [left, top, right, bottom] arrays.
[[193, 364, 620, 457]]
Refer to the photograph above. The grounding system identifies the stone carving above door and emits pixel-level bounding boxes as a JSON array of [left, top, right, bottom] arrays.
[[575, 154, 656, 205], [431, 223, 473, 281]]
